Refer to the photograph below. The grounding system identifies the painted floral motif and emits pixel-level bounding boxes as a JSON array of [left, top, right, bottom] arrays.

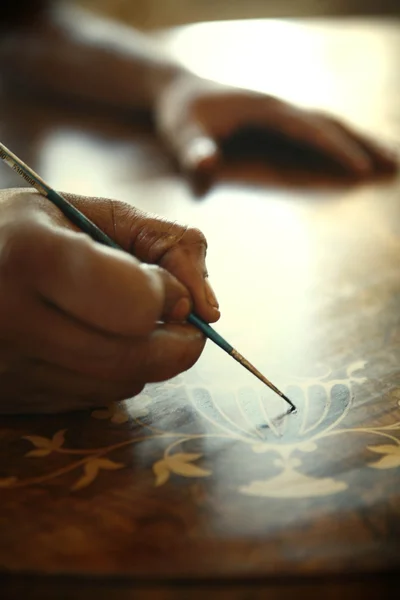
[[24, 429, 66, 457], [1, 361, 400, 496], [72, 458, 124, 491], [153, 453, 211, 487], [368, 445, 400, 469], [240, 465, 348, 498]]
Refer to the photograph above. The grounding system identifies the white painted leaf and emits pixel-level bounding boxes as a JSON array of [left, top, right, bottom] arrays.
[[52, 429, 67, 448], [71, 458, 123, 491], [367, 445, 400, 455], [25, 448, 52, 458], [71, 461, 100, 491], [369, 454, 400, 470], [153, 460, 170, 487], [167, 457, 211, 478], [167, 453, 203, 463], [23, 435, 51, 449]]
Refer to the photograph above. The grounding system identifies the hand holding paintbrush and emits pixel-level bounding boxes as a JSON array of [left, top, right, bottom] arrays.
[[0, 142, 295, 414]]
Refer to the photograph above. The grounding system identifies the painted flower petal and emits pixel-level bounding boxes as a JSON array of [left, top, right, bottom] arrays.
[[367, 444, 400, 455], [52, 429, 67, 449], [166, 454, 211, 478], [25, 448, 52, 458], [369, 454, 400, 469], [153, 460, 170, 487], [23, 435, 52, 449]]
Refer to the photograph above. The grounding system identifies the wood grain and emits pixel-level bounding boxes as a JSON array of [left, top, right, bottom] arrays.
[[0, 17, 400, 599]]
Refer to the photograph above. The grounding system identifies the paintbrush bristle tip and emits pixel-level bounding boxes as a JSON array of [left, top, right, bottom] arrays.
[[281, 394, 296, 411]]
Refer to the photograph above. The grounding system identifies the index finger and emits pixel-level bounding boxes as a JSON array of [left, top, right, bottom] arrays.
[[64, 194, 221, 324], [157, 226, 221, 324]]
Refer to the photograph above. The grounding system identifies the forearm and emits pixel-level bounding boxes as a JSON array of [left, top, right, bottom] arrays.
[[0, 1, 186, 111]]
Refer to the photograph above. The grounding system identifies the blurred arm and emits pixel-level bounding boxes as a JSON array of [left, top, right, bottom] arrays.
[[0, 1, 187, 111]]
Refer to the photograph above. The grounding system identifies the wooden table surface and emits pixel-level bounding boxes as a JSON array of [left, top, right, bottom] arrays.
[[1, 17, 400, 599]]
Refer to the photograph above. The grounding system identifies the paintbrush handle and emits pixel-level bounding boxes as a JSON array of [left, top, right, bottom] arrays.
[[187, 313, 233, 353], [0, 143, 120, 249], [46, 189, 121, 249], [0, 141, 295, 410]]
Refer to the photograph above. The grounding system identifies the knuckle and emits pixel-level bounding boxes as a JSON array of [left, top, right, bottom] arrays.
[[131, 215, 208, 264], [131, 218, 182, 262], [160, 226, 208, 276]]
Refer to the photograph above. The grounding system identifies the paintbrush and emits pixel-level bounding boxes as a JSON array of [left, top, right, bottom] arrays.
[[0, 141, 296, 412]]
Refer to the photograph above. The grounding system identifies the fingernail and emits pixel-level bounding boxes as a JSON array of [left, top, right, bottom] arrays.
[[351, 153, 373, 174], [171, 297, 191, 321], [183, 137, 218, 172], [356, 160, 372, 174], [204, 278, 219, 309]]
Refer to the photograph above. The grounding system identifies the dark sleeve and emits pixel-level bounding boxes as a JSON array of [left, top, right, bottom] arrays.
[[0, 1, 47, 28]]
